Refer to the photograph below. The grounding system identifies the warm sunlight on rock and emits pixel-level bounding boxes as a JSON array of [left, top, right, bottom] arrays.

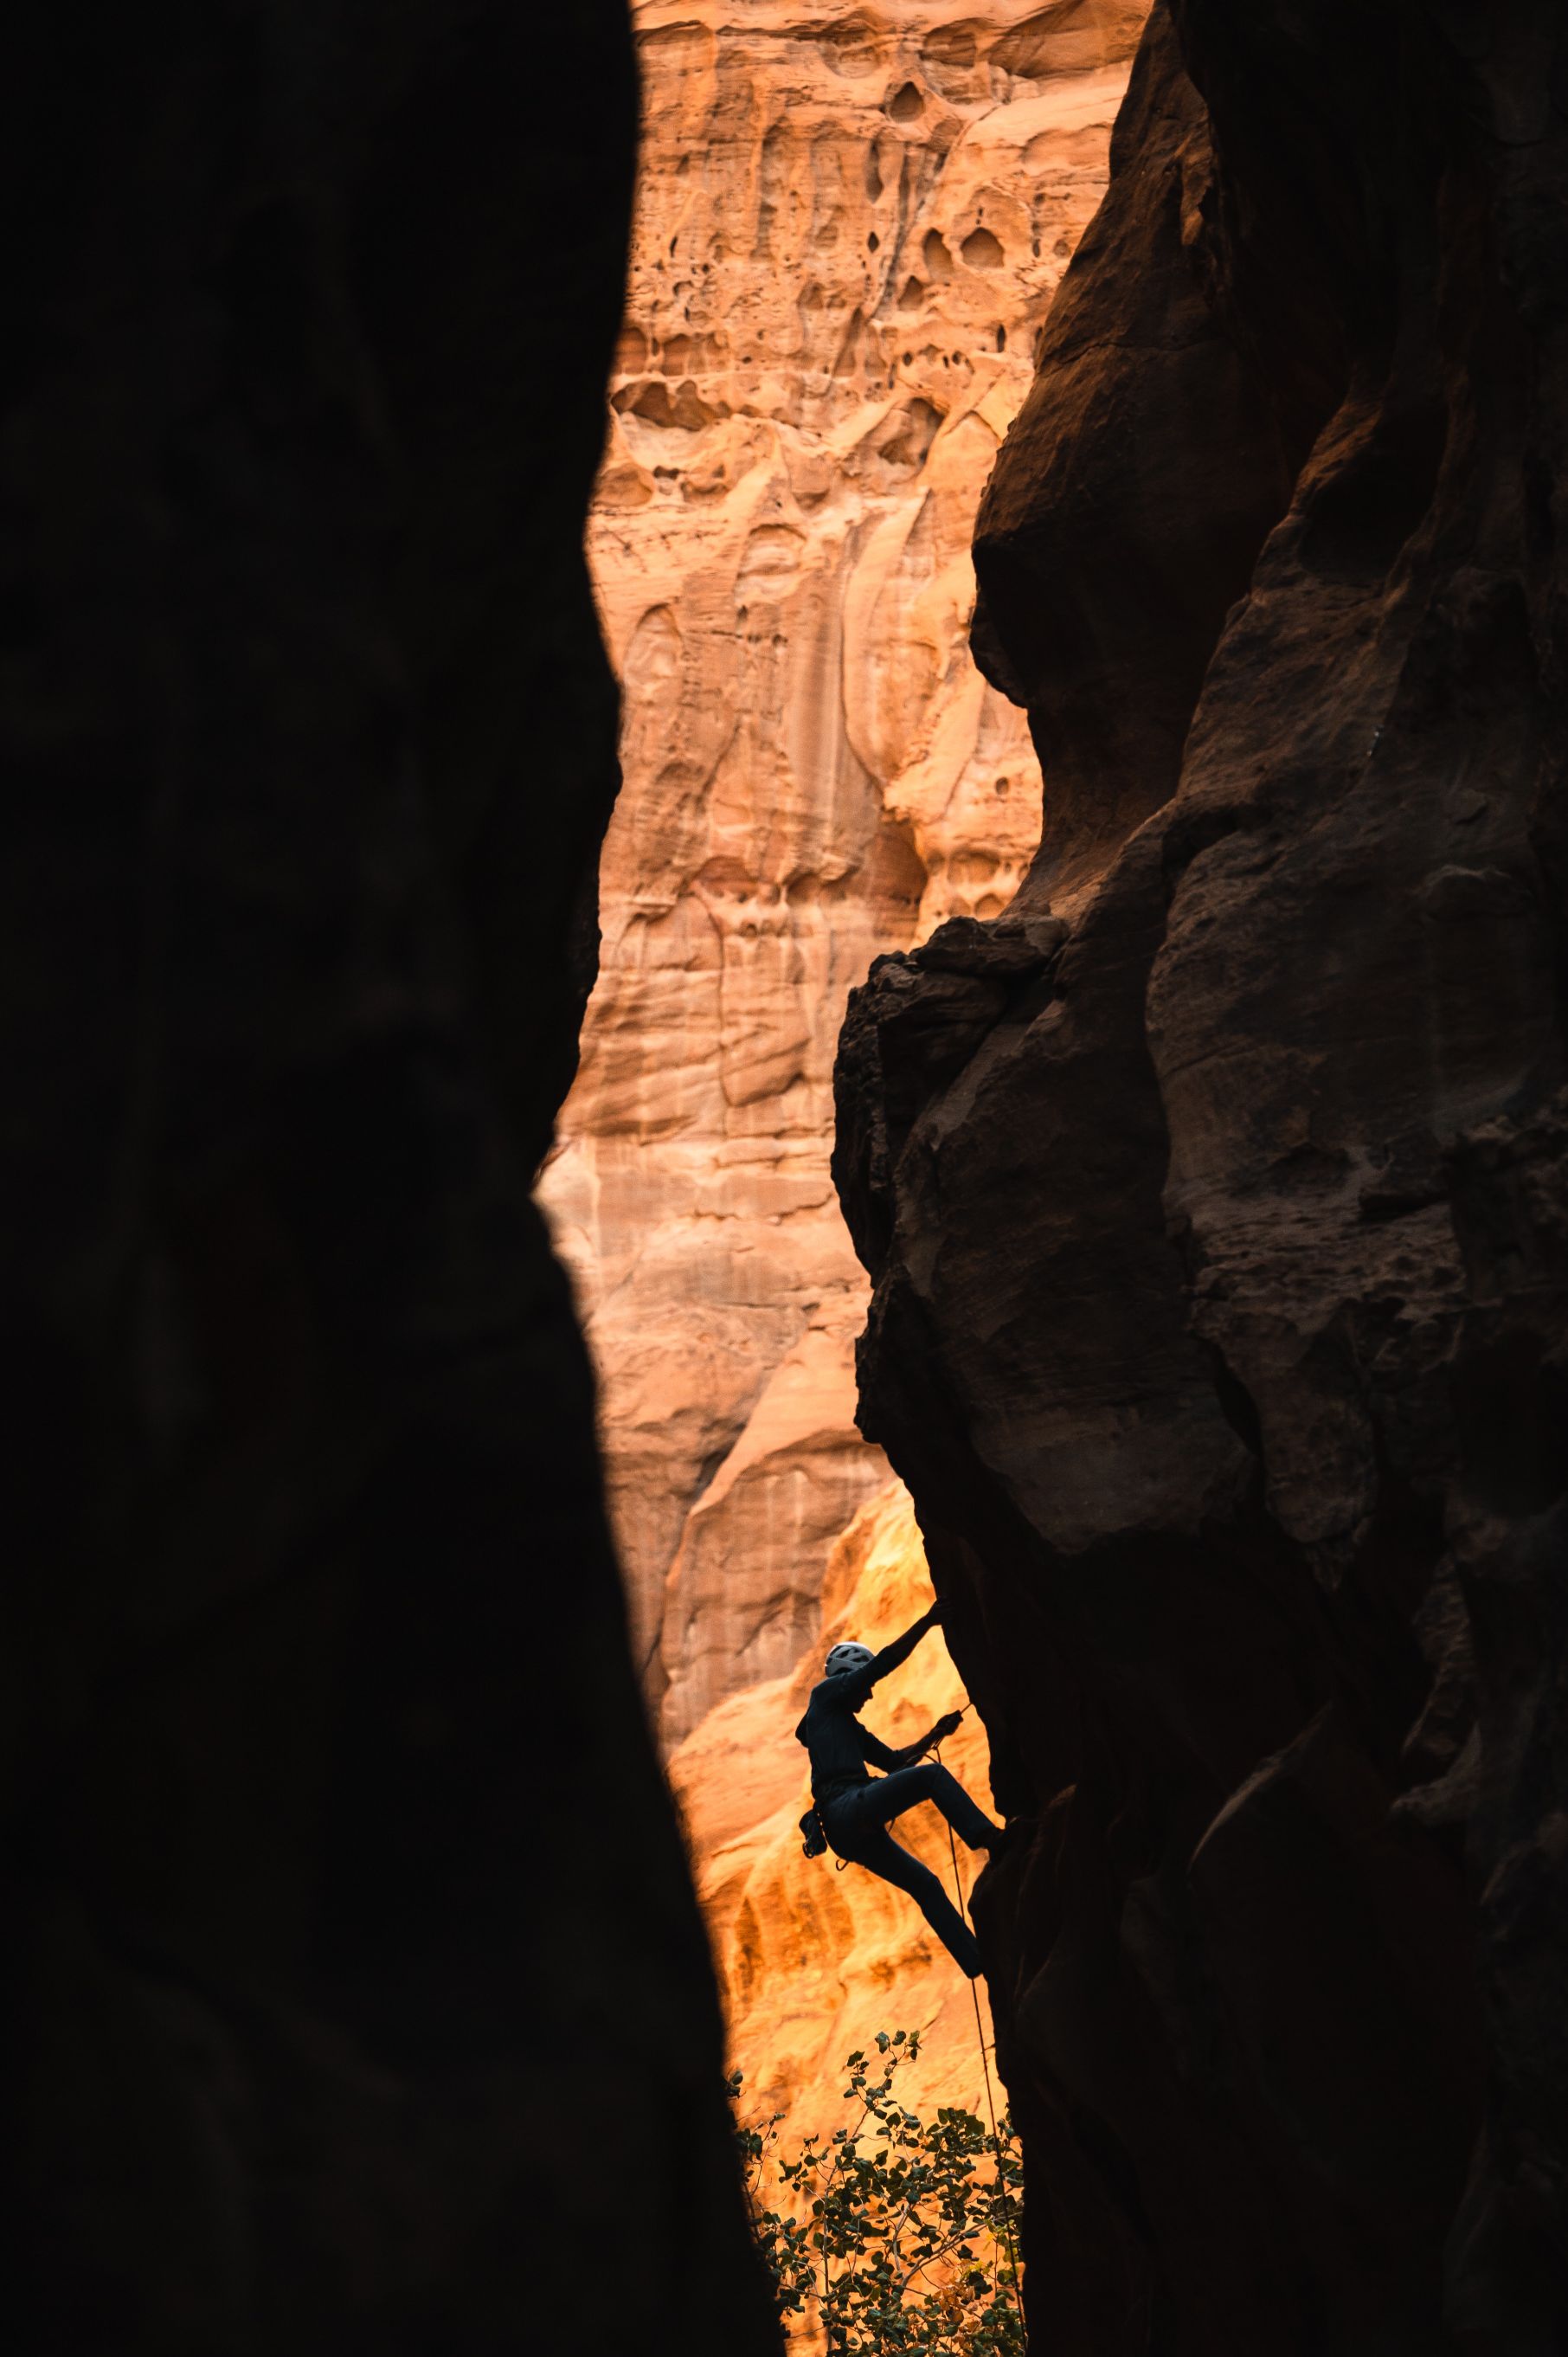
[[541, 1, 1135, 1753]]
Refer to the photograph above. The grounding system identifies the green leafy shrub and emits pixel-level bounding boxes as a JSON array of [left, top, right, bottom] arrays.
[[729, 2029, 1025, 2354]]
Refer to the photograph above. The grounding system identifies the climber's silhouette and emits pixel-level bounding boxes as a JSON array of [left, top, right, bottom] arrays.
[[795, 1600, 1001, 1978]]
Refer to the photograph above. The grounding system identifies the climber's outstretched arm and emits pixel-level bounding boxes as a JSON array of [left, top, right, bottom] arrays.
[[837, 1602, 943, 1705], [872, 1600, 943, 1681]]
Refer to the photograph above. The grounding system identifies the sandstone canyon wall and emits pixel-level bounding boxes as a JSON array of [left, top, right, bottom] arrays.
[[0, 8, 776, 2353], [837, 3, 1568, 2352], [542, 0, 1147, 1745]]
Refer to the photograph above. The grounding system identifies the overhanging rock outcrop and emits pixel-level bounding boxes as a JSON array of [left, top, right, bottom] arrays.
[[835, 5, 1568, 2350], [0, 5, 776, 2351]]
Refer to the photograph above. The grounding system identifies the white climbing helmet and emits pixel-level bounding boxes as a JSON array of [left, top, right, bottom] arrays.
[[825, 1640, 875, 1679]]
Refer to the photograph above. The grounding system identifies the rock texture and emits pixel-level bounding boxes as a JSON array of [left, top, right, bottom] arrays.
[[541, 0, 1147, 1742], [837, 4, 1568, 2351], [0, 8, 776, 2353], [669, 1480, 1003, 2145]]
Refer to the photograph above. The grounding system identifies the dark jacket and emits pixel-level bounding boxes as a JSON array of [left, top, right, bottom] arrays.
[[794, 1618, 929, 1800]]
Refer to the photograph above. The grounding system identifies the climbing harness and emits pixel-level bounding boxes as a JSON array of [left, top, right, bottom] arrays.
[[800, 1800, 851, 1868], [934, 1729, 1027, 2341]]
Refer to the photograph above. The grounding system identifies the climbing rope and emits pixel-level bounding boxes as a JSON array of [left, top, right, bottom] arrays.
[[934, 1734, 1026, 2343]]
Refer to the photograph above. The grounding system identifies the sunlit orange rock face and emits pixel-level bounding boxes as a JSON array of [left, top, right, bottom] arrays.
[[542, 2, 1143, 1748], [540, 0, 1143, 2146]]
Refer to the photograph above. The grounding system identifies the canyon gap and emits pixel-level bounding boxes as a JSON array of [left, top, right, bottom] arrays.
[[542, 0, 1150, 2135]]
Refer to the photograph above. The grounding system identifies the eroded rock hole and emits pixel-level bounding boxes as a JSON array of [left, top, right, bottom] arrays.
[[961, 226, 1004, 269]]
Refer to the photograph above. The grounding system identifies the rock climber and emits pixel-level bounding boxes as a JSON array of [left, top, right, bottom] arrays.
[[794, 1600, 1002, 1978]]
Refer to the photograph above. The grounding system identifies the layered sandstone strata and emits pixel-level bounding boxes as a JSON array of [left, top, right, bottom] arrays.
[[838, 4, 1568, 2350], [542, 0, 1146, 1743]]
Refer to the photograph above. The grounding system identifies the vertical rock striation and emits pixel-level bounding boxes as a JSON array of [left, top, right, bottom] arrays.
[[543, 0, 1147, 1742], [0, 6, 776, 2352], [836, 4, 1568, 2349]]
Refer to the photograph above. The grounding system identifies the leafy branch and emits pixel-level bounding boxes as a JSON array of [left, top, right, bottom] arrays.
[[729, 2030, 1025, 2354]]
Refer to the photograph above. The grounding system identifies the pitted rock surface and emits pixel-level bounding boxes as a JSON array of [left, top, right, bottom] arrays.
[[541, 0, 1147, 1743]]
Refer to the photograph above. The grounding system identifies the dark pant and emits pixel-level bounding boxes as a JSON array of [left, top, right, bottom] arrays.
[[821, 1764, 999, 1978]]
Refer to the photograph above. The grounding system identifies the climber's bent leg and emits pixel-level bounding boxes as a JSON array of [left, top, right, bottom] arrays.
[[862, 1761, 1000, 1852], [851, 1828, 981, 1977]]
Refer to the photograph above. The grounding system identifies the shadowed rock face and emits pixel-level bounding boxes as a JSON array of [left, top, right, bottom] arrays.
[[0, 5, 776, 2352], [836, 5, 1568, 2351]]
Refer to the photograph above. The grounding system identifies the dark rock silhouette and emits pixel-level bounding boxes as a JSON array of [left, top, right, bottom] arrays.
[[836, 5, 1568, 2351], [0, 5, 777, 2352]]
